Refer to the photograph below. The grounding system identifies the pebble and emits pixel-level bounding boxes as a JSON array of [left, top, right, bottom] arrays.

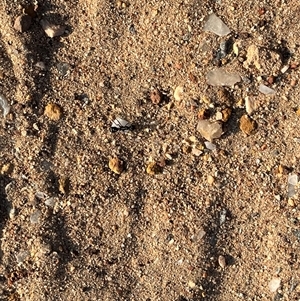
[[188, 280, 196, 289], [220, 208, 227, 225], [197, 120, 223, 142], [215, 111, 223, 121], [287, 174, 298, 198], [245, 97, 256, 115], [192, 147, 203, 156], [40, 19, 65, 38], [204, 141, 216, 151], [109, 157, 124, 174], [221, 108, 231, 122], [207, 175, 215, 185], [203, 13, 231, 37], [45, 198, 56, 208], [259, 84, 275, 95], [146, 162, 162, 175], [218, 255, 226, 269], [14, 14, 32, 32], [150, 89, 162, 104], [207, 69, 241, 86], [1, 163, 13, 175], [281, 65, 289, 74], [16, 250, 30, 264], [174, 85, 184, 101], [0, 93, 10, 117], [30, 210, 41, 224], [44, 103, 62, 121], [239, 115, 256, 135], [269, 278, 281, 293], [36, 61, 46, 70], [287, 198, 295, 207]]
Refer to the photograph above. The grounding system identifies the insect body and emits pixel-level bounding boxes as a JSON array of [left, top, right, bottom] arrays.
[[110, 117, 134, 132]]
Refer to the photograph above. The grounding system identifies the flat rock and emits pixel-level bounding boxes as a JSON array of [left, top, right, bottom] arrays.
[[207, 69, 241, 86], [203, 13, 231, 37], [259, 84, 275, 95], [197, 120, 223, 142]]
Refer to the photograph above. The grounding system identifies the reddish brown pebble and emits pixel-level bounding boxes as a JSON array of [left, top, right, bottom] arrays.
[[150, 89, 162, 105], [188, 73, 198, 84], [258, 7, 265, 15], [290, 62, 298, 69], [267, 75, 275, 85], [291, 79, 297, 87]]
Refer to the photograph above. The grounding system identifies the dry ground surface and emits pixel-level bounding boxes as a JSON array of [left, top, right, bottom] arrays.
[[0, 0, 300, 300]]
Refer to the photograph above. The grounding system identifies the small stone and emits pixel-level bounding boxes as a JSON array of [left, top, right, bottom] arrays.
[[233, 42, 239, 56], [281, 65, 289, 74], [14, 14, 32, 32], [269, 278, 281, 293], [1, 163, 13, 175], [9, 208, 16, 219], [174, 85, 184, 101], [296, 108, 300, 116], [288, 198, 295, 207], [188, 280, 196, 289], [197, 120, 223, 142], [192, 147, 203, 156], [244, 44, 260, 70], [146, 162, 162, 175], [57, 62, 70, 76], [189, 136, 198, 143], [150, 89, 162, 104], [259, 84, 275, 95], [40, 19, 65, 38], [220, 208, 227, 225], [44, 103, 62, 121], [30, 210, 41, 224], [245, 97, 256, 115], [109, 157, 124, 174], [45, 198, 56, 207], [203, 13, 231, 37], [221, 108, 231, 122], [215, 111, 223, 121], [207, 175, 215, 185], [239, 115, 256, 135], [267, 75, 275, 85], [207, 68, 241, 86], [36, 61, 46, 70], [204, 141, 216, 151], [16, 251, 30, 264], [288, 174, 298, 186], [218, 255, 226, 269]]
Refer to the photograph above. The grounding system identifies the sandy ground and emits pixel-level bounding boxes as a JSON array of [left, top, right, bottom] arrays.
[[0, 0, 300, 300]]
